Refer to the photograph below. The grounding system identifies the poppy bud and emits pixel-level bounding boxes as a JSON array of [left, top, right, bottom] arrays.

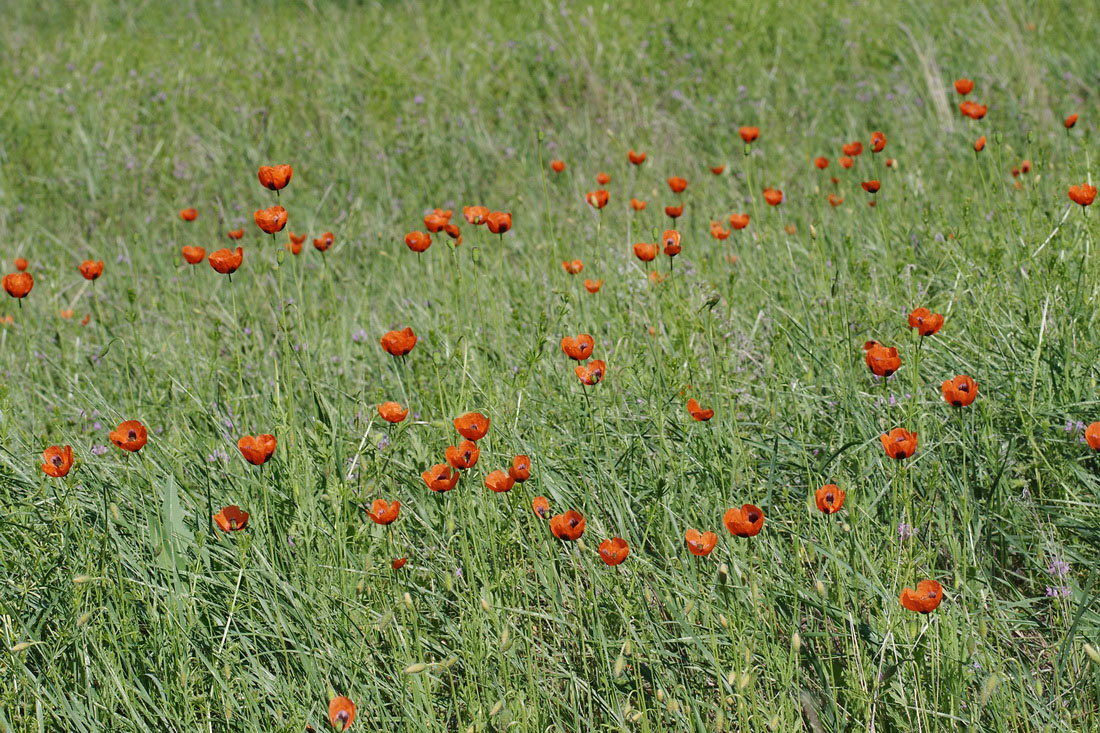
[[490, 701, 504, 717], [10, 642, 34, 653], [1086, 643, 1100, 664], [792, 632, 801, 652], [76, 611, 93, 627], [404, 663, 428, 674]]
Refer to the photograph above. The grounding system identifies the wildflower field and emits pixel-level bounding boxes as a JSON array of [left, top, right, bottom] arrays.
[[5, 0, 1100, 730]]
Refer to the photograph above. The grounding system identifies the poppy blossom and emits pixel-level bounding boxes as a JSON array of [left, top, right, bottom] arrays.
[[664, 204, 683, 219], [391, 557, 407, 570], [209, 247, 243, 275], [630, 198, 646, 211], [584, 278, 603, 293], [60, 309, 73, 319], [710, 165, 725, 175], [815, 484, 845, 514], [550, 510, 585, 541], [842, 141, 863, 157], [422, 463, 460, 492], [908, 308, 944, 336], [532, 496, 550, 518], [959, 101, 988, 119], [486, 212, 512, 234], [870, 131, 886, 153], [974, 135, 986, 152], [1065, 114, 1079, 129], [180, 208, 198, 221], [633, 242, 657, 262], [839, 156, 854, 169], [404, 231, 431, 252], [575, 360, 606, 386], [598, 537, 629, 566], [550, 160, 565, 173], [687, 398, 713, 421], [954, 78, 974, 95], [738, 126, 760, 143], [253, 205, 288, 234], [3, 272, 33, 299], [880, 427, 918, 460], [377, 402, 409, 423], [509, 455, 531, 482], [110, 420, 147, 452], [1085, 423, 1100, 450], [328, 695, 356, 732], [828, 194, 844, 207], [257, 164, 292, 191], [861, 180, 881, 194], [863, 341, 901, 377], [484, 470, 515, 493], [228, 229, 244, 240], [454, 411, 490, 441], [814, 156, 829, 170], [763, 188, 783, 206], [463, 206, 490, 225], [444, 223, 461, 242], [180, 246, 206, 265], [729, 213, 749, 230], [79, 260, 104, 280], [941, 375, 978, 407], [14, 258, 28, 271], [724, 504, 764, 537], [662, 229, 681, 257], [710, 222, 730, 240], [314, 232, 334, 252], [667, 176, 688, 194], [900, 579, 943, 614], [648, 271, 667, 284], [1069, 184, 1097, 207], [627, 150, 647, 165], [561, 334, 595, 361], [366, 499, 400, 525], [380, 327, 417, 356], [596, 172, 611, 185], [885, 158, 896, 168], [685, 529, 718, 556], [446, 440, 480, 470], [237, 434, 276, 465], [561, 259, 583, 275], [586, 190, 609, 209], [424, 213, 448, 233], [41, 445, 74, 478], [214, 505, 250, 532], [1020, 160, 1031, 174]]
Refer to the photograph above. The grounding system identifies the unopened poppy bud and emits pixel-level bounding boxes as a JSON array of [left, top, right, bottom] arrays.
[[127, 288, 137, 304], [480, 596, 490, 612], [743, 143, 751, 156], [1085, 643, 1100, 664], [445, 574, 454, 592], [979, 618, 988, 638], [967, 638, 977, 655], [842, 522, 851, 532], [472, 247, 481, 263], [537, 130, 545, 142], [404, 662, 428, 675], [444, 655, 458, 668], [1027, 130, 1034, 143], [994, 131, 1003, 144], [656, 688, 665, 702], [718, 563, 729, 581], [73, 575, 92, 584], [10, 641, 33, 653], [276, 249, 285, 265], [792, 632, 801, 652], [718, 614, 729, 629], [980, 675, 999, 705], [629, 711, 642, 722], [490, 700, 504, 717], [403, 592, 413, 611], [809, 224, 817, 240], [76, 611, 93, 627], [614, 655, 626, 677], [576, 538, 585, 551], [815, 580, 826, 597]]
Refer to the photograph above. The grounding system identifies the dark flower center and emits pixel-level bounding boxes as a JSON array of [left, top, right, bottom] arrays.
[[747, 512, 759, 523], [568, 518, 579, 528], [958, 383, 969, 392], [128, 430, 137, 440], [52, 455, 63, 466]]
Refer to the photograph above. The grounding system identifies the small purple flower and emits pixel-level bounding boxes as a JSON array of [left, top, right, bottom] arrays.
[[378, 434, 391, 452], [352, 328, 367, 343], [91, 445, 109, 456], [898, 523, 913, 541], [1047, 556, 1070, 578]]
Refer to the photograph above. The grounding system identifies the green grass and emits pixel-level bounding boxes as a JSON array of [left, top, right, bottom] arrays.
[[3, 0, 1100, 730]]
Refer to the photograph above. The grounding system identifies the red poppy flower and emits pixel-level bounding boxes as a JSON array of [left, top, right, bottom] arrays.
[[14, 257, 28, 271], [446, 440, 480, 470], [941, 375, 978, 407], [484, 470, 515, 493], [633, 242, 657, 262], [180, 208, 198, 221], [3, 272, 33, 299], [586, 190, 609, 209], [575, 360, 606, 386], [237, 434, 276, 466], [214, 505, 249, 532], [664, 204, 683, 219], [880, 427, 918, 460], [667, 176, 688, 194], [710, 222, 730, 240], [366, 499, 400, 525], [729, 213, 749, 230], [687, 398, 713, 421], [464, 206, 490, 225], [661, 229, 681, 257], [596, 172, 611, 185], [550, 510, 585, 540], [762, 188, 783, 206], [842, 141, 863, 157], [422, 463, 460, 492], [814, 156, 829, 170], [627, 150, 647, 165], [885, 158, 896, 168], [908, 308, 944, 336], [1069, 184, 1097, 207], [377, 402, 409, 423], [974, 136, 986, 152], [532, 496, 550, 518], [404, 231, 431, 252], [509, 455, 531, 482], [486, 212, 512, 234], [1065, 114, 1079, 129], [738, 126, 760, 143], [561, 259, 583, 275], [863, 341, 901, 377], [959, 101, 988, 119], [314, 232, 334, 252], [1020, 160, 1031, 174], [424, 213, 448, 233], [257, 164, 292, 191], [443, 224, 461, 243], [598, 537, 629, 566], [110, 420, 148, 452], [561, 334, 595, 361], [1085, 423, 1100, 450], [391, 557, 407, 570], [828, 194, 844, 207], [724, 504, 764, 537], [838, 156, 854, 170], [870, 131, 886, 153], [78, 260, 104, 280], [815, 484, 845, 514], [228, 229, 244, 240], [551, 160, 565, 173], [954, 78, 974, 95], [584, 278, 603, 293], [630, 198, 646, 211], [861, 180, 880, 194], [710, 165, 725, 175], [380, 327, 417, 356], [209, 247, 243, 275], [900, 579, 943, 613], [41, 445, 74, 478], [328, 695, 356, 732], [253, 205, 288, 234], [454, 411, 490, 441], [685, 529, 718, 556], [178, 246, 205, 265]]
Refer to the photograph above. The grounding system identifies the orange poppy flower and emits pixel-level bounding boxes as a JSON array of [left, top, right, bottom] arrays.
[[649, 271, 667, 284], [509, 455, 531, 482], [314, 232, 334, 252], [630, 198, 646, 211], [584, 278, 604, 293], [838, 156, 854, 170], [180, 208, 198, 221], [424, 213, 448, 233], [561, 259, 583, 275], [664, 204, 683, 219], [446, 440, 480, 470], [209, 247, 243, 275], [863, 341, 901, 377], [14, 257, 28, 271], [237, 434, 276, 465], [286, 239, 302, 255], [1065, 114, 1079, 129], [110, 420, 147, 452], [328, 695, 356, 732], [586, 190, 609, 209], [253, 205, 288, 234], [815, 484, 845, 514], [290, 231, 307, 247], [687, 398, 713, 421], [484, 469, 515, 493], [228, 229, 244, 240], [532, 496, 551, 518], [667, 176, 688, 194], [214, 505, 250, 532], [60, 309, 74, 319], [880, 427, 918, 460], [870, 131, 886, 153], [729, 213, 749, 230], [596, 172, 611, 185], [257, 164, 292, 191], [454, 411, 490, 441], [908, 308, 944, 336], [444, 224, 461, 242], [486, 211, 512, 234], [561, 334, 595, 361], [550, 160, 565, 173], [74, 260, 103, 282], [724, 504, 764, 537], [377, 402, 409, 423], [842, 141, 863, 157], [391, 557, 407, 570], [885, 158, 896, 168], [633, 242, 657, 262], [1020, 160, 1031, 174], [900, 579, 943, 614], [738, 126, 760, 143], [3, 272, 33, 299], [41, 445, 74, 478], [464, 206, 490, 225], [627, 149, 647, 165], [974, 135, 986, 152], [550, 510, 585, 540], [710, 222, 730, 240], [861, 180, 880, 194], [1069, 184, 1097, 207], [685, 529, 718, 556], [954, 78, 974, 95], [959, 101, 988, 119], [598, 537, 629, 566], [814, 156, 829, 170], [710, 165, 725, 175], [762, 188, 783, 206], [380, 327, 417, 356], [404, 231, 431, 252], [1085, 423, 1100, 450], [828, 194, 844, 207], [575, 360, 607, 386], [366, 498, 400, 525], [662, 229, 681, 257], [422, 463, 460, 492], [941, 375, 978, 407]]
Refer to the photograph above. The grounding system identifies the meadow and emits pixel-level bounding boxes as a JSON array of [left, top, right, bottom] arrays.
[[3, 0, 1100, 730]]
